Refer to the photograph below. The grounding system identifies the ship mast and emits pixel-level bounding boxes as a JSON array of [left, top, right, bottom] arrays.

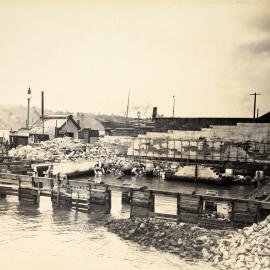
[[125, 90, 130, 126]]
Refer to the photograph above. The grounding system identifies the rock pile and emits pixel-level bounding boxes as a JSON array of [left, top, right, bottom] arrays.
[[8, 137, 116, 162], [104, 217, 229, 261], [205, 216, 270, 270], [105, 216, 270, 268]]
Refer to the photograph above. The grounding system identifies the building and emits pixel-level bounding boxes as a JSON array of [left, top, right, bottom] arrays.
[[258, 111, 270, 123], [79, 128, 99, 144], [9, 129, 30, 148], [30, 115, 81, 142], [154, 117, 254, 132]]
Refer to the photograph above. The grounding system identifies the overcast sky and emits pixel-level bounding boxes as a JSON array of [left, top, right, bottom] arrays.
[[0, 0, 269, 118]]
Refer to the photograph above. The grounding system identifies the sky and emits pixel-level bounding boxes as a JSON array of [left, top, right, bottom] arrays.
[[0, 0, 269, 118]]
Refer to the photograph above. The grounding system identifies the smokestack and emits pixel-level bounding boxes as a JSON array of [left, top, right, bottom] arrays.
[[152, 107, 157, 121], [41, 91, 44, 135]]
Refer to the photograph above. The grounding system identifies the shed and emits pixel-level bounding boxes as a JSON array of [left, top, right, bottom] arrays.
[[30, 115, 81, 142]]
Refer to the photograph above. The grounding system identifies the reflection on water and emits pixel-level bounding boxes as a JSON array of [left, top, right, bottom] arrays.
[[0, 195, 213, 270], [95, 175, 255, 198]]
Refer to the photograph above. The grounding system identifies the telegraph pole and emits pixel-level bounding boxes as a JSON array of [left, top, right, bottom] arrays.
[[249, 92, 261, 121], [26, 86, 31, 129], [172, 95, 175, 118]]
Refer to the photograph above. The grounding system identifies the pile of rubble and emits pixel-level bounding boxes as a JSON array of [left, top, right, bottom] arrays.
[[105, 216, 270, 269], [8, 137, 117, 162], [204, 216, 270, 269], [105, 217, 227, 261]]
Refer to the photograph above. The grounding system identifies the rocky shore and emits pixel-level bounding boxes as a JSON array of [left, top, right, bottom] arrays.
[[104, 216, 270, 269], [104, 217, 230, 261]]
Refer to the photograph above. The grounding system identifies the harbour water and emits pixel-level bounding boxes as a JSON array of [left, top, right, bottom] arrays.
[[0, 192, 213, 270]]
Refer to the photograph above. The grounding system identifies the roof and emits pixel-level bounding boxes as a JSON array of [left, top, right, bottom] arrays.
[[43, 115, 71, 120], [30, 115, 80, 135], [258, 111, 270, 123]]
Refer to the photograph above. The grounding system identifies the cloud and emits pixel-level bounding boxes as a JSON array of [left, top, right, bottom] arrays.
[[253, 15, 270, 33], [241, 38, 270, 56]]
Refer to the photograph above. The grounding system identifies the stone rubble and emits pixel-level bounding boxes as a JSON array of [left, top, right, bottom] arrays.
[[104, 216, 270, 269], [8, 137, 119, 162], [104, 217, 229, 261], [207, 215, 270, 270]]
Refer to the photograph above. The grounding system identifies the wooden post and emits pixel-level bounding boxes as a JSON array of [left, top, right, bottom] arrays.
[[132, 138, 135, 158], [177, 193, 180, 224], [166, 139, 169, 159], [76, 192, 79, 211], [106, 187, 111, 211], [56, 173, 60, 207], [173, 139, 176, 159], [152, 140, 155, 159], [220, 141, 222, 161], [17, 175, 21, 201], [231, 200, 235, 226], [181, 140, 183, 159], [150, 191, 155, 212], [130, 189, 134, 218], [196, 140, 198, 161], [228, 143, 231, 161], [195, 163, 198, 182], [188, 140, 191, 161], [256, 202, 261, 223], [88, 182, 91, 212], [122, 191, 130, 204]]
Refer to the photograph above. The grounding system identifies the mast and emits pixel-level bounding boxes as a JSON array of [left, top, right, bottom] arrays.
[[172, 95, 175, 118], [125, 90, 130, 126]]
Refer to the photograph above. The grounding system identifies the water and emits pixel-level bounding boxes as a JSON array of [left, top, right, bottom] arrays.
[[72, 175, 255, 199], [0, 195, 213, 270]]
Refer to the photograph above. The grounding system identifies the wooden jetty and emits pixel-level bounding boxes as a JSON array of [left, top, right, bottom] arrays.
[[0, 172, 270, 229]]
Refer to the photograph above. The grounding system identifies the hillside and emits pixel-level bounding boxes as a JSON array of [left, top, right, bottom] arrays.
[[0, 104, 130, 131]]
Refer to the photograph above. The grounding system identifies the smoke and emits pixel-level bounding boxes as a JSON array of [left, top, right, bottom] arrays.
[[131, 103, 152, 117]]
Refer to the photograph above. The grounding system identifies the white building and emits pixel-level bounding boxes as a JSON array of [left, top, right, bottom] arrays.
[[30, 115, 81, 142]]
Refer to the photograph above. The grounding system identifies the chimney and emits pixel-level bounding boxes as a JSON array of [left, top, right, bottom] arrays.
[[41, 91, 44, 135], [152, 107, 157, 121]]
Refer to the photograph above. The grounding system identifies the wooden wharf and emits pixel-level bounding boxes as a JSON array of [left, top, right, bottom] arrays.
[[1, 172, 270, 229]]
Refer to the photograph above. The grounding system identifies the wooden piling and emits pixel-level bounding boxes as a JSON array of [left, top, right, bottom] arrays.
[[56, 173, 60, 207], [18, 175, 40, 207], [130, 190, 155, 218], [121, 191, 130, 204], [88, 184, 111, 213], [51, 174, 72, 208]]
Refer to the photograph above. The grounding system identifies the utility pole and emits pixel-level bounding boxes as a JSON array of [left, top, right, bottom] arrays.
[[125, 90, 130, 126], [249, 92, 261, 122], [41, 91, 45, 136], [26, 86, 31, 129], [172, 95, 175, 118], [137, 111, 141, 136], [81, 112, 84, 129]]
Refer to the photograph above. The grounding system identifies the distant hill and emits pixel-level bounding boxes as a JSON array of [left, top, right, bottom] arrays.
[[0, 104, 132, 131]]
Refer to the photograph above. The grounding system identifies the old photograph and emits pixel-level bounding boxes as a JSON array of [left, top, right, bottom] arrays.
[[0, 1, 270, 269]]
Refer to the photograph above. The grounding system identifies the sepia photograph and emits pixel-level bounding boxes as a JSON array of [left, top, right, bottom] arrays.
[[0, 1, 270, 269]]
